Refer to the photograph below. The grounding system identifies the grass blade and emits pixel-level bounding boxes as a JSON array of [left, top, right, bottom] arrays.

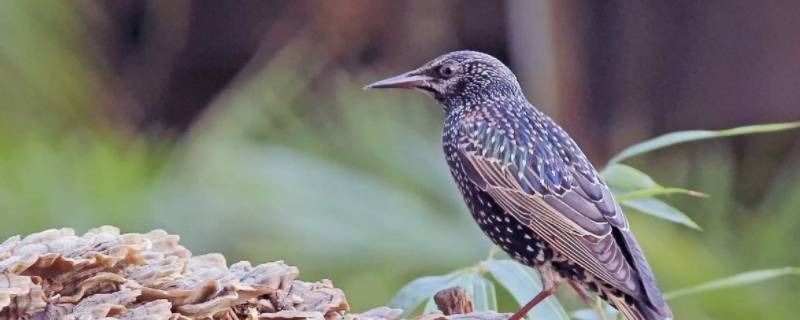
[[608, 122, 800, 165], [665, 267, 800, 299]]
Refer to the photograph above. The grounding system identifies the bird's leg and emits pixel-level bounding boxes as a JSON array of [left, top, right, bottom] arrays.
[[567, 280, 593, 307], [507, 285, 558, 320], [568, 281, 608, 320]]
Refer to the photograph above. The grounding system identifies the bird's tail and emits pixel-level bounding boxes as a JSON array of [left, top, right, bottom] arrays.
[[607, 294, 673, 320]]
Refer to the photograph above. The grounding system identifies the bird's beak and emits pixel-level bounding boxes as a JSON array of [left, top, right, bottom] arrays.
[[364, 71, 431, 90]]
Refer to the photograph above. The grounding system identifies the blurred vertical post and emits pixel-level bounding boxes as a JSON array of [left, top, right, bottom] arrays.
[[506, 0, 557, 115], [506, 0, 597, 157]]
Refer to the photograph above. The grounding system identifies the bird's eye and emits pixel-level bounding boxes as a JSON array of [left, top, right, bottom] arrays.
[[438, 65, 456, 78]]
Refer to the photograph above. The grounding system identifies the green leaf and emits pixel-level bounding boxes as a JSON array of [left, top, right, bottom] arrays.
[[469, 273, 497, 311], [604, 164, 705, 199], [422, 297, 438, 314], [603, 164, 659, 191], [571, 305, 620, 320], [388, 270, 467, 317], [419, 271, 496, 313], [603, 164, 703, 228], [616, 187, 707, 201], [607, 122, 800, 165], [665, 267, 800, 299], [483, 260, 570, 320], [622, 197, 701, 230]]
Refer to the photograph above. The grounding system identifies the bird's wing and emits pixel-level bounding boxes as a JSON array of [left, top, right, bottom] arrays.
[[454, 111, 663, 307]]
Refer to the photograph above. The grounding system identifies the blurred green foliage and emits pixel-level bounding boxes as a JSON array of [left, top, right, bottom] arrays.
[[0, 3, 798, 320]]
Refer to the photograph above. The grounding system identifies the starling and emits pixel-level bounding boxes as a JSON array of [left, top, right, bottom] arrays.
[[365, 51, 673, 320]]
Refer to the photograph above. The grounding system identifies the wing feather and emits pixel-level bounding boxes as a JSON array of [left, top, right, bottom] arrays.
[[455, 116, 645, 299]]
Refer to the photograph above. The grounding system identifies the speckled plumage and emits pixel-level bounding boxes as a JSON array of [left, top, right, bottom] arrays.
[[367, 51, 673, 320]]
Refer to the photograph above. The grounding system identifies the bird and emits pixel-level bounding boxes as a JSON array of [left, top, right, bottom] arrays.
[[365, 51, 673, 320]]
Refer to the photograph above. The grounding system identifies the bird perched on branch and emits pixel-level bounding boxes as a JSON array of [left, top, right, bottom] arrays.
[[365, 51, 672, 320]]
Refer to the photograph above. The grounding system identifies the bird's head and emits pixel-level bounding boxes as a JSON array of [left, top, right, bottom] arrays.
[[365, 50, 523, 108]]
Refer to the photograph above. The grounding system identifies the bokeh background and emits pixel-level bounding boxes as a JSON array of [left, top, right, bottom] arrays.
[[1, 1, 799, 319]]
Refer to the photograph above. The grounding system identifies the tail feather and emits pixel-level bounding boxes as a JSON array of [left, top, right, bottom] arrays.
[[607, 294, 645, 320], [607, 294, 673, 320], [633, 298, 673, 320]]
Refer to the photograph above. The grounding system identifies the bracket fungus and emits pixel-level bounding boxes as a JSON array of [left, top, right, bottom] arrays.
[[0, 227, 400, 320], [1, 227, 508, 320]]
